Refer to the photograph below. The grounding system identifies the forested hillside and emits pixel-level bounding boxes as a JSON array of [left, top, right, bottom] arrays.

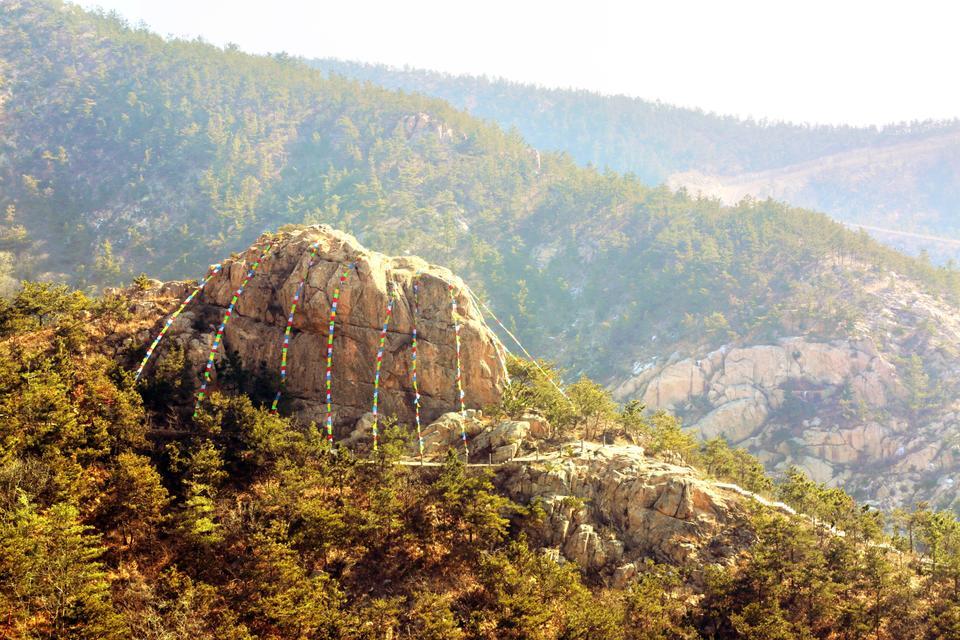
[[6, 4, 960, 634], [312, 59, 960, 260], [312, 59, 960, 183], [5, 1, 960, 507], [2, 278, 960, 638], [2, 1, 953, 354]]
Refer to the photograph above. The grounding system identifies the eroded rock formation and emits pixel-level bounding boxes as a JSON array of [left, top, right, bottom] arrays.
[[496, 444, 755, 584], [135, 226, 509, 431], [612, 266, 960, 508], [615, 338, 898, 447]]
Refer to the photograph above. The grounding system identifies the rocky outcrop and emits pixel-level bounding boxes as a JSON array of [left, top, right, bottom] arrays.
[[612, 265, 960, 510], [497, 444, 753, 584], [415, 413, 546, 462], [616, 339, 897, 439], [613, 337, 913, 494], [400, 112, 460, 141], [134, 226, 509, 431], [472, 419, 530, 462], [413, 410, 485, 455]]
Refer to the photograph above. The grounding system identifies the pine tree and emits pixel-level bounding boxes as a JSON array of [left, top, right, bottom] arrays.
[[0, 496, 124, 638], [100, 452, 169, 549]]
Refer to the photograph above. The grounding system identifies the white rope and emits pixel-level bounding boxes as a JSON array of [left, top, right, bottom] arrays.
[[463, 287, 572, 403]]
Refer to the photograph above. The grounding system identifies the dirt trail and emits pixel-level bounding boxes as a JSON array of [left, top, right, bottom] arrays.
[[846, 223, 960, 247], [667, 129, 960, 210]]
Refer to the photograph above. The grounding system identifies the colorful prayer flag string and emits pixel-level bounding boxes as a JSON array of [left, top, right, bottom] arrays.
[[411, 275, 424, 459], [134, 263, 222, 381], [193, 242, 275, 418], [449, 283, 469, 459], [371, 285, 395, 452], [270, 240, 324, 414], [323, 265, 353, 442]]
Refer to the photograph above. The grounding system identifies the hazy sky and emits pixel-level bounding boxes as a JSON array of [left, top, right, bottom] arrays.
[[74, 0, 960, 126]]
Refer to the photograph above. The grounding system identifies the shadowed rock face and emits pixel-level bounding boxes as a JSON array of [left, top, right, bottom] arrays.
[[145, 225, 509, 431]]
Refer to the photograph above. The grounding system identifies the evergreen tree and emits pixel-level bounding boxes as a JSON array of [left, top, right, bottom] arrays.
[[100, 452, 169, 549], [0, 496, 124, 638]]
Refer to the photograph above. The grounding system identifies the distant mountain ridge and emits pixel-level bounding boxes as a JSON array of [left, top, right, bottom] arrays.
[[311, 58, 960, 262], [669, 128, 960, 256], [6, 0, 960, 508]]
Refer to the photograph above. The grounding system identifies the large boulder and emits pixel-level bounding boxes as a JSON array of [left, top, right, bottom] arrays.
[[562, 524, 624, 571], [496, 444, 753, 578], [472, 419, 530, 453], [136, 226, 509, 433], [522, 413, 552, 439], [419, 410, 485, 456], [641, 359, 706, 409]]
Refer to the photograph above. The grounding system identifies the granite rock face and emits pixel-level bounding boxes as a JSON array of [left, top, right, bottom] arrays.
[[616, 339, 897, 447], [136, 226, 509, 432], [496, 444, 754, 583], [609, 261, 960, 510]]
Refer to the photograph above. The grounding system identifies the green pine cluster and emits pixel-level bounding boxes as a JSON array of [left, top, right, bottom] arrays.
[[0, 281, 958, 638], [310, 59, 959, 186], [2, 0, 960, 385]]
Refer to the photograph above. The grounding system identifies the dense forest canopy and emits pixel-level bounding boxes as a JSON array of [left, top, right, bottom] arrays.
[[2, 0, 958, 385], [310, 58, 960, 184], [310, 59, 960, 258], [1, 280, 960, 638]]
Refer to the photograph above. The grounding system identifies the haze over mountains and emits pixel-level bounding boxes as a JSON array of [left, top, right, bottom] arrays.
[[312, 59, 960, 263], [4, 0, 960, 509], [8, 2, 960, 636]]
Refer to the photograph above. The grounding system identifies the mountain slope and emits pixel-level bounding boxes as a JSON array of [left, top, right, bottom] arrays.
[[5, 274, 959, 638], [311, 58, 960, 261], [668, 129, 960, 259], [5, 0, 960, 507]]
